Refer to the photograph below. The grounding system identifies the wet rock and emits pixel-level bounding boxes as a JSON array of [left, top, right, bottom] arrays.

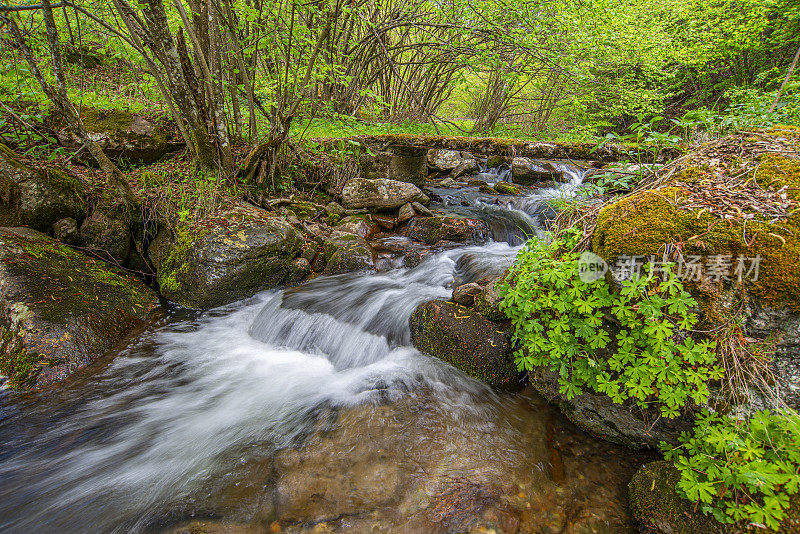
[[437, 177, 457, 187], [370, 213, 396, 229], [148, 204, 302, 309], [412, 201, 433, 217], [52, 108, 180, 165], [397, 202, 415, 223], [494, 181, 521, 195], [486, 155, 511, 168], [0, 227, 159, 389], [341, 178, 429, 211], [629, 461, 726, 534], [78, 209, 131, 265], [403, 215, 489, 245], [474, 278, 506, 322], [323, 233, 374, 275], [512, 157, 564, 185], [52, 217, 78, 245], [452, 282, 482, 306], [403, 250, 422, 268], [409, 300, 518, 388], [453, 158, 479, 179], [479, 184, 497, 194], [528, 366, 694, 448], [0, 144, 86, 232]]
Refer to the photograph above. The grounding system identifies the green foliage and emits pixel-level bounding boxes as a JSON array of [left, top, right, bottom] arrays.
[[663, 410, 800, 530], [500, 229, 722, 418]]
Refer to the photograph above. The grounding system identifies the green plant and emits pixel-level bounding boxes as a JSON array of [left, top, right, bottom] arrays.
[[662, 410, 800, 530], [499, 229, 722, 418]]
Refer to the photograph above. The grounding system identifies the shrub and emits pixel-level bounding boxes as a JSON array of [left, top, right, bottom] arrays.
[[499, 229, 722, 418]]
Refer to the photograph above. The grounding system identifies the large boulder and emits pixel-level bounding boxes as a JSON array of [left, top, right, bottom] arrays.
[[403, 215, 489, 245], [409, 299, 519, 388], [427, 149, 478, 176], [341, 178, 429, 211], [148, 204, 303, 309], [511, 157, 564, 185], [53, 108, 180, 165], [0, 145, 86, 232], [0, 227, 159, 389]]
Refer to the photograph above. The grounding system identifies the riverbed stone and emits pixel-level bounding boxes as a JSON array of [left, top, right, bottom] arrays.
[[494, 181, 521, 195], [452, 282, 482, 306], [528, 366, 694, 448], [148, 204, 303, 309], [474, 278, 506, 322], [341, 178, 429, 211], [360, 145, 427, 187], [511, 157, 564, 185], [403, 215, 489, 245], [0, 227, 159, 389], [323, 233, 374, 275], [409, 299, 518, 388], [0, 144, 86, 232]]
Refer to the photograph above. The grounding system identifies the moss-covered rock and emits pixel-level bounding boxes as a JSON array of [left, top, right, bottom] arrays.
[[409, 299, 519, 388], [341, 177, 429, 211], [52, 108, 180, 165], [403, 215, 489, 245], [0, 144, 86, 232], [148, 204, 303, 309], [323, 233, 374, 274], [0, 227, 159, 389], [511, 157, 564, 185], [78, 209, 131, 265], [629, 461, 724, 534], [360, 145, 427, 186], [629, 460, 800, 534], [493, 181, 521, 195]]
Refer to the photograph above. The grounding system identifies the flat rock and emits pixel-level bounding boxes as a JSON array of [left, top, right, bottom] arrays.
[[341, 178, 429, 211]]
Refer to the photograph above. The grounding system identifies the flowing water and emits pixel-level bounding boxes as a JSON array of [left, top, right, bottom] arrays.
[[0, 163, 651, 533]]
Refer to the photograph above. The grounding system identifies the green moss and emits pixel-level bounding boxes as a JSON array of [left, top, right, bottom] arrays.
[[0, 326, 41, 389], [629, 461, 723, 534], [79, 108, 135, 134], [593, 162, 800, 310], [156, 225, 202, 294]]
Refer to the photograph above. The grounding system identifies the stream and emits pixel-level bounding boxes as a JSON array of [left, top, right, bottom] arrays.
[[0, 164, 652, 533]]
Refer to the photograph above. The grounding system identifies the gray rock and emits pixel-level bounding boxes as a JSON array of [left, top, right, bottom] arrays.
[[360, 145, 427, 187], [53, 217, 78, 245], [397, 202, 415, 223], [411, 201, 433, 217], [511, 157, 564, 185], [0, 145, 85, 232], [0, 227, 159, 389], [325, 201, 346, 216], [78, 209, 131, 265], [427, 149, 475, 172], [452, 282, 482, 306], [342, 178, 428, 211], [148, 204, 303, 309], [403, 215, 489, 245], [452, 158, 479, 179]]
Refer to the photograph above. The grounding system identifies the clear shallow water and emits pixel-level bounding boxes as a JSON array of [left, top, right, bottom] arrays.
[[0, 164, 650, 533]]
